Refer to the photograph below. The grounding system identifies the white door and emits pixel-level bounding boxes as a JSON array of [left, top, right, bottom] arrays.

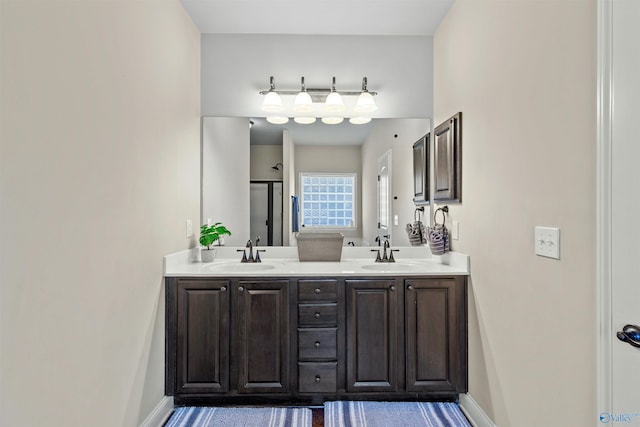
[[609, 0, 640, 422], [377, 150, 392, 245]]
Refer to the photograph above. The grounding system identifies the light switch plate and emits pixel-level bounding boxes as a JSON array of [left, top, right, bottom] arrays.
[[535, 226, 560, 259], [452, 220, 459, 240], [186, 220, 193, 238]]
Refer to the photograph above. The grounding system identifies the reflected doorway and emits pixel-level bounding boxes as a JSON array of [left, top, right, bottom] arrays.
[[250, 181, 283, 246]]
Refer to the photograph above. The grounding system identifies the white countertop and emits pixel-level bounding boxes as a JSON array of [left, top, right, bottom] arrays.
[[164, 246, 469, 277]]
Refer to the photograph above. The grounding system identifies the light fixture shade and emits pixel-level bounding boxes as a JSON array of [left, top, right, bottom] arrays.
[[349, 116, 372, 125], [266, 116, 289, 124], [293, 91, 313, 113], [294, 116, 316, 124], [262, 91, 284, 112], [321, 116, 344, 125], [354, 91, 378, 113], [325, 91, 346, 113]]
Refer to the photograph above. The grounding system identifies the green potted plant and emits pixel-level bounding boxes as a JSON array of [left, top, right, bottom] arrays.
[[199, 222, 231, 262]]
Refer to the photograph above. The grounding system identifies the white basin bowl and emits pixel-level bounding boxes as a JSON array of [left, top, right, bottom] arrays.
[[207, 262, 278, 272], [360, 262, 422, 272]]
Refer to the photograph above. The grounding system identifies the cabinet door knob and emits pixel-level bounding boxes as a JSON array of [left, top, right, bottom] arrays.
[[315, 376, 321, 383], [314, 341, 320, 348], [314, 288, 321, 294], [389, 285, 395, 291], [407, 285, 413, 291], [314, 312, 321, 319], [238, 286, 244, 292], [220, 286, 227, 292]]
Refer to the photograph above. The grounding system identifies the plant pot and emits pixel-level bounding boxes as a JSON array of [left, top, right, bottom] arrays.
[[201, 248, 216, 263]]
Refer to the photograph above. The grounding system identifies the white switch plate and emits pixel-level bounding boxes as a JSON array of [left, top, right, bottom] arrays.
[[207, 218, 212, 226], [452, 220, 459, 240], [186, 220, 193, 238], [535, 226, 560, 259], [394, 215, 399, 226]]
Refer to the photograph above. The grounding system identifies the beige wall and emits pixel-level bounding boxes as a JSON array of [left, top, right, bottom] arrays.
[[362, 119, 430, 246], [0, 1, 200, 426], [202, 117, 250, 246], [433, 1, 596, 425], [250, 145, 283, 181]]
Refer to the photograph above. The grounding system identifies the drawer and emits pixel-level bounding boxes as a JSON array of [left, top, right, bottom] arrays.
[[298, 362, 337, 393], [298, 280, 338, 302], [298, 303, 337, 327], [298, 328, 337, 360]]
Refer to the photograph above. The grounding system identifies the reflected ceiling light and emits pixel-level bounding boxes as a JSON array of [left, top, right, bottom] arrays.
[[349, 117, 371, 125], [266, 116, 289, 124], [294, 116, 316, 124], [261, 76, 284, 112], [293, 77, 314, 113], [324, 77, 346, 113], [354, 77, 378, 113], [321, 116, 344, 125]]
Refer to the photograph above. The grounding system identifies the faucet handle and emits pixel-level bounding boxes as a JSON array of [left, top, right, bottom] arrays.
[[237, 249, 247, 263], [255, 249, 266, 263], [371, 249, 382, 263], [389, 249, 400, 263]]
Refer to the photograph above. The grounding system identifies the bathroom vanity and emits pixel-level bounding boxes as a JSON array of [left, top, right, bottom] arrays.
[[164, 248, 469, 405]]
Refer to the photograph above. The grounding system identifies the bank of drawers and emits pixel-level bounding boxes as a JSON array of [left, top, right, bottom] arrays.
[[297, 280, 338, 393]]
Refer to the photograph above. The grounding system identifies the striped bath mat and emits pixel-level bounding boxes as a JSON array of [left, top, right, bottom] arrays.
[[324, 401, 471, 427], [164, 406, 312, 427]]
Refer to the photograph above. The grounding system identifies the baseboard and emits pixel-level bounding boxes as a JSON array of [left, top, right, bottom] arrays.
[[139, 396, 174, 427], [459, 393, 496, 427]]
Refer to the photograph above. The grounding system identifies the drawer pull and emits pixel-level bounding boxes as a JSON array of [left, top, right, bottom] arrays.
[[238, 286, 244, 292], [315, 375, 321, 383], [407, 285, 413, 291], [314, 341, 321, 348], [390, 285, 395, 291], [314, 312, 321, 319], [314, 288, 321, 294], [220, 286, 227, 292]]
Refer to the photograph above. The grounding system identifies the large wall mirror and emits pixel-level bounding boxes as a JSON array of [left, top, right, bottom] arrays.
[[202, 116, 431, 248]]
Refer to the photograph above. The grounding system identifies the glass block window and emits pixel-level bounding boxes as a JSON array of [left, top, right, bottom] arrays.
[[300, 173, 356, 228]]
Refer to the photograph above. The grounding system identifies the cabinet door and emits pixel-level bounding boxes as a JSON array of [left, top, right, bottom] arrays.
[[176, 279, 230, 394], [345, 279, 398, 392], [412, 134, 430, 205], [405, 277, 467, 393], [236, 280, 289, 393]]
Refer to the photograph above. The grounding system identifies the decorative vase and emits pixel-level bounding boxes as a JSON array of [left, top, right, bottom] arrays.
[[201, 248, 216, 263]]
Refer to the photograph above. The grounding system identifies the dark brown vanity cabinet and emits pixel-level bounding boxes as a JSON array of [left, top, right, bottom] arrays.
[[405, 277, 467, 393], [166, 275, 466, 403], [236, 280, 290, 393], [171, 279, 230, 395], [345, 279, 398, 393], [166, 278, 290, 398]]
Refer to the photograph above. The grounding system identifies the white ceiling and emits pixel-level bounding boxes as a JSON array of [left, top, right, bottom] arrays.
[[180, 0, 455, 36]]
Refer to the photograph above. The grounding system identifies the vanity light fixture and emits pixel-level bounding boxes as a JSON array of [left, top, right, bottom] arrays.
[[261, 76, 284, 112], [354, 77, 378, 113], [293, 77, 313, 113], [324, 77, 346, 113], [258, 76, 377, 125]]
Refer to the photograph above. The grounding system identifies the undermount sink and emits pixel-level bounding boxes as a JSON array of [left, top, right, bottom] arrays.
[[207, 262, 279, 272], [360, 262, 422, 272]]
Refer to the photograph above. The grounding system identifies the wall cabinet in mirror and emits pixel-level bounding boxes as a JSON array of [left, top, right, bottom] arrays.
[[434, 112, 462, 202], [412, 134, 430, 205]]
